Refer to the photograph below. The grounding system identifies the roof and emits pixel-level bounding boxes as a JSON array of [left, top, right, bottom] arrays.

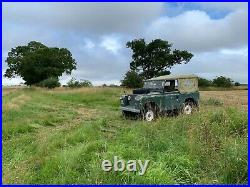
[[146, 74, 198, 81]]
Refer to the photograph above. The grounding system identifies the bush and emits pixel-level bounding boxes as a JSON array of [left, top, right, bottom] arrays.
[[121, 70, 143, 88], [213, 76, 233, 87], [198, 77, 212, 87], [204, 98, 223, 106], [37, 77, 60, 89], [109, 84, 119, 87], [234, 82, 241, 86], [67, 78, 92, 88]]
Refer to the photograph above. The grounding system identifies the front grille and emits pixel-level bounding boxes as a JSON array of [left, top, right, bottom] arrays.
[[121, 95, 137, 106], [121, 96, 129, 106]]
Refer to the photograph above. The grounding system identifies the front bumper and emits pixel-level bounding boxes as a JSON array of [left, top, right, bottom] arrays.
[[120, 106, 140, 113]]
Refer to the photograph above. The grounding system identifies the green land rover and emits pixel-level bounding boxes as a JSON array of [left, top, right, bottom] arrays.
[[120, 74, 199, 121]]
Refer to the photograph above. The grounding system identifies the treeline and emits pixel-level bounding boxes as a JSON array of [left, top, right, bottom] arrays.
[[121, 71, 243, 89], [4, 40, 244, 90], [198, 76, 241, 87]]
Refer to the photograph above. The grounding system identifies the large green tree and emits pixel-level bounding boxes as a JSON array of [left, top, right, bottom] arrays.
[[126, 39, 193, 79], [4, 41, 77, 86]]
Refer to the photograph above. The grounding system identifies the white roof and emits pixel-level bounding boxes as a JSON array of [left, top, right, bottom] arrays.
[[146, 74, 198, 81]]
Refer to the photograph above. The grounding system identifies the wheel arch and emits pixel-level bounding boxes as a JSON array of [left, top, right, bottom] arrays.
[[143, 101, 160, 112], [185, 98, 198, 106]]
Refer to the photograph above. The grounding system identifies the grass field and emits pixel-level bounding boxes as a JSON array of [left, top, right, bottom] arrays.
[[2, 87, 248, 184]]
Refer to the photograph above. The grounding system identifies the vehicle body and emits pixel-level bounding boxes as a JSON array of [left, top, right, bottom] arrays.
[[120, 74, 199, 121]]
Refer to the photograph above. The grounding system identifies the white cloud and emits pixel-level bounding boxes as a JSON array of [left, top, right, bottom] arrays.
[[171, 46, 248, 83], [146, 9, 248, 52], [220, 47, 248, 56], [83, 39, 95, 49], [3, 2, 164, 36], [100, 36, 122, 54], [2, 2, 248, 85]]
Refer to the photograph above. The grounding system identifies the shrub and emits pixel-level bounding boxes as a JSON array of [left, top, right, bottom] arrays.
[[37, 77, 60, 89], [213, 76, 233, 87], [198, 77, 212, 87], [67, 78, 92, 88], [204, 98, 223, 106], [234, 82, 241, 86]]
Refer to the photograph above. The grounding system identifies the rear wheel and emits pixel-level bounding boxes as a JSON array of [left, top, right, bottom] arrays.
[[182, 101, 194, 115]]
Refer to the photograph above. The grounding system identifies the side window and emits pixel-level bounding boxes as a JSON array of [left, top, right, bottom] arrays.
[[164, 80, 176, 92], [175, 80, 178, 90]]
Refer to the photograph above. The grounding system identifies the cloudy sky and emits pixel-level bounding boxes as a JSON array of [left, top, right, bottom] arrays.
[[2, 2, 248, 85]]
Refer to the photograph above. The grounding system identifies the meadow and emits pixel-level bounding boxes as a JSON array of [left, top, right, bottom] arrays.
[[2, 87, 248, 184]]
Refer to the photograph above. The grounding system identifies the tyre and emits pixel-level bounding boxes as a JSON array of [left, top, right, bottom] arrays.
[[182, 101, 194, 115], [143, 103, 158, 121], [122, 111, 130, 119], [144, 109, 155, 121]]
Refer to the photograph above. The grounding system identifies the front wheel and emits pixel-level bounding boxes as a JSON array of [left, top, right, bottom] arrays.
[[142, 104, 158, 121], [144, 109, 155, 121]]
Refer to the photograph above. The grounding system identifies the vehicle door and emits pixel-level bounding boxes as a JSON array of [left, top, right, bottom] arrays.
[[163, 80, 181, 110]]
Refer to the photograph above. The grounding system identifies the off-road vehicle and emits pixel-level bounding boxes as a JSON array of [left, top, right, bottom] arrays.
[[120, 74, 199, 121]]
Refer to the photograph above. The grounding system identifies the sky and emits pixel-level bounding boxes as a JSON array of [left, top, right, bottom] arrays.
[[2, 2, 248, 85]]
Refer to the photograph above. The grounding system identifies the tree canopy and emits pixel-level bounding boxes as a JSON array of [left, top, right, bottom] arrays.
[[126, 39, 193, 79], [4, 41, 77, 86], [198, 77, 212, 87], [120, 70, 143, 88], [213, 76, 233, 87]]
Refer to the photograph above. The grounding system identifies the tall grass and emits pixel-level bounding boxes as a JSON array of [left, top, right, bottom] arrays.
[[2, 87, 248, 184]]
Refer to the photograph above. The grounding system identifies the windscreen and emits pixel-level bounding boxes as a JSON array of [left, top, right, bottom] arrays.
[[143, 80, 164, 89]]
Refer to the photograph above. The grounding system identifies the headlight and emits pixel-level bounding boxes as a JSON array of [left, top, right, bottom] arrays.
[[128, 96, 131, 101]]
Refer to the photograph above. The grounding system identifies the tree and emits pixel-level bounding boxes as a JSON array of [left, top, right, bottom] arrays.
[[126, 39, 193, 79], [213, 76, 233, 87], [4, 41, 77, 86], [121, 70, 143, 88], [198, 77, 212, 87]]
